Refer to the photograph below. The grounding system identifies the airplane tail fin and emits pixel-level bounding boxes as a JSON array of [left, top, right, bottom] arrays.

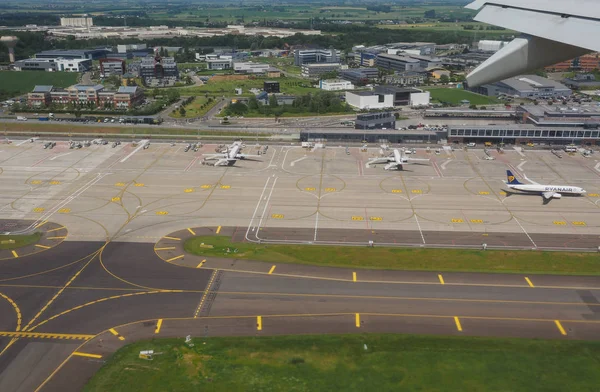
[[506, 170, 522, 185]]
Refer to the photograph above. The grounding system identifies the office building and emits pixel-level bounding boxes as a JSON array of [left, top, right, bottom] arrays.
[[27, 84, 144, 109], [264, 81, 280, 93], [383, 71, 426, 86], [355, 112, 396, 130], [472, 75, 572, 99], [546, 53, 600, 72], [319, 79, 354, 91], [139, 56, 179, 82], [14, 57, 91, 72], [294, 48, 340, 66], [27, 85, 53, 107], [99, 58, 126, 77], [301, 63, 342, 79], [207, 58, 232, 70], [376, 53, 420, 72], [340, 68, 379, 85]]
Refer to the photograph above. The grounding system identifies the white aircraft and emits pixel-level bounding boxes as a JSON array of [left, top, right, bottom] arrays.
[[465, 0, 600, 87], [366, 148, 430, 171], [504, 170, 586, 203], [202, 141, 261, 166]]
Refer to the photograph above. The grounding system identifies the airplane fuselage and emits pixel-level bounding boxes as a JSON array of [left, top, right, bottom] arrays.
[[507, 184, 586, 195]]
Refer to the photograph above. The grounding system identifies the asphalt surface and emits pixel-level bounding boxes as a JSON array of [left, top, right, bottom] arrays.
[[0, 231, 598, 391], [1, 141, 600, 390]]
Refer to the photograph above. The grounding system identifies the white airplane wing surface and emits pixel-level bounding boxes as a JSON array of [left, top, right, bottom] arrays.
[[214, 158, 230, 166], [542, 191, 555, 200], [465, 0, 600, 87], [384, 162, 400, 170]]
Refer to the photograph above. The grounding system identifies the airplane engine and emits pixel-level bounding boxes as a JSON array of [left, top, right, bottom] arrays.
[[553, 193, 562, 199]]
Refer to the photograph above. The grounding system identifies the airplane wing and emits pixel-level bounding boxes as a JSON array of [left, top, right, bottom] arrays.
[[366, 157, 392, 166], [465, 0, 600, 87], [237, 154, 262, 159], [384, 162, 401, 170], [406, 158, 430, 162], [542, 191, 555, 200], [203, 154, 223, 160], [214, 158, 231, 166]]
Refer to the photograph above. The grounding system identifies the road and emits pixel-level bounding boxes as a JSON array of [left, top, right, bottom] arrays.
[[0, 224, 599, 391]]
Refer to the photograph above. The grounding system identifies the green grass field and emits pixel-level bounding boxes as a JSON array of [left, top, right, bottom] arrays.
[[425, 87, 500, 106], [84, 335, 600, 392], [184, 236, 600, 275], [0, 71, 78, 96], [168, 96, 219, 119], [0, 233, 42, 250], [180, 77, 317, 97]]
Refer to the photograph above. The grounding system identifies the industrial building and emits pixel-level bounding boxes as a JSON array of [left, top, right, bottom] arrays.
[[234, 62, 270, 74], [354, 112, 396, 130], [472, 75, 572, 99], [35, 49, 110, 60], [60, 17, 93, 27], [339, 68, 379, 85], [206, 58, 232, 70], [13, 58, 91, 72], [293, 48, 340, 66], [383, 71, 426, 86], [374, 86, 431, 107], [264, 81, 280, 93], [301, 63, 342, 79], [345, 91, 393, 110], [319, 79, 354, 91]]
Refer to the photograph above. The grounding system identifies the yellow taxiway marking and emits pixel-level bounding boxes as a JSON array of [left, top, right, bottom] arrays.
[[33, 207, 45, 213], [109, 328, 125, 341], [200, 184, 212, 189], [163, 236, 180, 241], [352, 272, 357, 282], [451, 218, 464, 223], [187, 228, 196, 235], [454, 316, 463, 332], [554, 320, 567, 335], [355, 313, 361, 328], [134, 183, 144, 187], [478, 191, 490, 195], [268, 265, 276, 275], [35, 220, 48, 228], [588, 193, 599, 197], [304, 187, 316, 191], [35, 244, 51, 249], [220, 185, 230, 189], [30, 180, 42, 185], [47, 236, 66, 240], [525, 277, 535, 288], [0, 331, 93, 340], [58, 208, 70, 214], [257, 316, 262, 331], [438, 274, 445, 285], [411, 189, 422, 194], [155, 319, 163, 334], [156, 211, 168, 215], [272, 214, 284, 219], [470, 219, 483, 224], [352, 216, 364, 221], [391, 189, 402, 193], [572, 221, 586, 226], [194, 270, 218, 318], [196, 260, 206, 268], [369, 216, 382, 221], [184, 188, 194, 193], [49, 181, 60, 185], [325, 187, 336, 192], [553, 221, 567, 225], [111, 197, 120, 202], [166, 255, 184, 262], [11, 250, 18, 258], [115, 182, 125, 187], [47, 226, 66, 233], [154, 247, 175, 251], [216, 226, 222, 234], [73, 352, 102, 359]]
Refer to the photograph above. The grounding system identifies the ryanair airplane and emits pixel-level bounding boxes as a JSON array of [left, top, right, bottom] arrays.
[[505, 170, 586, 202]]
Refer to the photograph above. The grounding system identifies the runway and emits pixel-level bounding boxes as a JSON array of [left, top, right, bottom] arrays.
[[0, 140, 600, 390]]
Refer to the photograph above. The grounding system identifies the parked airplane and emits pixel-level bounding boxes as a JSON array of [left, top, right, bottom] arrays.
[[202, 141, 261, 166], [504, 170, 586, 202], [366, 148, 430, 170]]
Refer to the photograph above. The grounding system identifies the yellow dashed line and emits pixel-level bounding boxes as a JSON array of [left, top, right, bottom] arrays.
[[163, 236, 180, 241], [166, 255, 184, 262], [352, 272, 357, 282], [454, 316, 463, 332], [554, 320, 567, 335], [47, 236, 67, 240], [35, 244, 51, 249], [268, 265, 276, 274], [196, 260, 206, 268], [35, 220, 48, 228], [194, 270, 218, 318], [525, 277, 534, 288], [155, 319, 163, 334], [109, 328, 125, 341], [355, 313, 361, 328], [0, 332, 93, 340], [187, 228, 196, 235], [216, 226, 222, 234], [257, 316, 262, 331], [47, 226, 66, 233], [11, 250, 18, 258], [72, 352, 102, 359], [438, 274, 445, 285]]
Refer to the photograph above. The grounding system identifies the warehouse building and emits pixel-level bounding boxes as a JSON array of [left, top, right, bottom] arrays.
[[319, 79, 354, 91], [376, 53, 420, 72], [234, 62, 270, 74], [374, 86, 431, 107], [471, 75, 572, 99]]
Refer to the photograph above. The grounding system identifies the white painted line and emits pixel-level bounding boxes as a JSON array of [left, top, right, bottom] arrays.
[[256, 177, 278, 232], [594, 162, 600, 172], [440, 159, 452, 170], [314, 211, 319, 241], [119, 140, 149, 163], [49, 152, 72, 161], [290, 155, 307, 167], [415, 215, 426, 244], [16, 138, 37, 146], [513, 147, 526, 157], [517, 161, 527, 171], [513, 216, 537, 249], [245, 178, 271, 239]]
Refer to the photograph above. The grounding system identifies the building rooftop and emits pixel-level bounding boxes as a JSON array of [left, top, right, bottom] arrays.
[[376, 53, 420, 63], [375, 85, 422, 94], [117, 86, 138, 94], [71, 84, 104, 91], [36, 48, 110, 57], [302, 63, 341, 68], [32, 85, 53, 93], [498, 75, 570, 92]]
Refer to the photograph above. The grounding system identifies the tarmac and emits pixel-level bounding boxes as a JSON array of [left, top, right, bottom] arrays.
[[0, 139, 600, 390]]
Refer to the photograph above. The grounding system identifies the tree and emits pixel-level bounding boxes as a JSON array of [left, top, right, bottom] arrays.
[[269, 94, 278, 108], [439, 74, 450, 84], [424, 9, 436, 18], [248, 95, 259, 110], [227, 102, 248, 116], [179, 106, 186, 116]]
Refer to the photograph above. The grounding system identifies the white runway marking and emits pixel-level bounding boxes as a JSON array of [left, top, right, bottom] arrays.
[[440, 159, 452, 170], [119, 140, 148, 163], [513, 147, 526, 157], [513, 216, 537, 248], [414, 215, 425, 244], [256, 177, 278, 232], [517, 161, 527, 171], [594, 162, 600, 172], [49, 152, 72, 161], [313, 211, 319, 241], [16, 138, 36, 146], [290, 156, 307, 167], [246, 178, 271, 239]]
